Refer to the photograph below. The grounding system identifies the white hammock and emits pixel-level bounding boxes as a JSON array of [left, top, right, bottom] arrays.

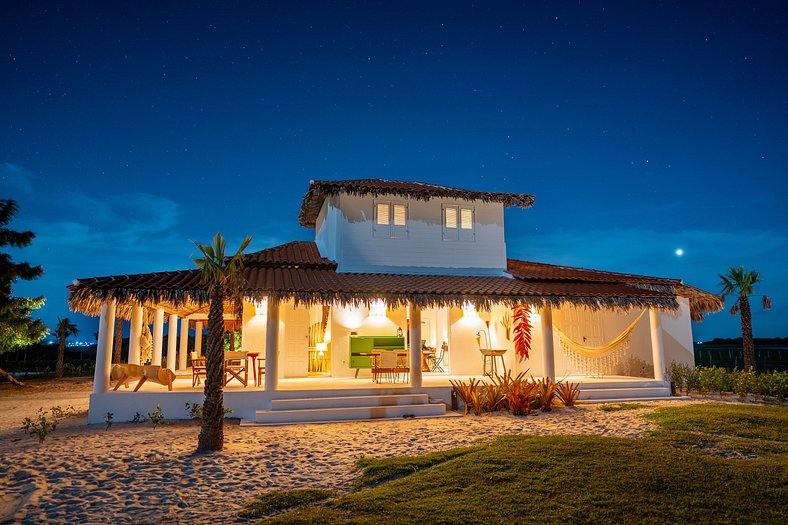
[[555, 310, 647, 376]]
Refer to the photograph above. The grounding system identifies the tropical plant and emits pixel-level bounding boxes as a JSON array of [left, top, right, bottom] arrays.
[[512, 305, 532, 360], [555, 381, 581, 406], [21, 405, 75, 443], [533, 377, 558, 412], [55, 317, 79, 379], [0, 199, 48, 386], [450, 377, 483, 415], [193, 233, 252, 451], [719, 266, 771, 371]]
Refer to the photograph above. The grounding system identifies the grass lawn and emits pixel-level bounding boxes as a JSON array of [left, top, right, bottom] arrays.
[[243, 403, 788, 524]]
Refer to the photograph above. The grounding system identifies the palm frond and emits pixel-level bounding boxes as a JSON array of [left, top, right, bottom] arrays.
[[729, 303, 739, 316]]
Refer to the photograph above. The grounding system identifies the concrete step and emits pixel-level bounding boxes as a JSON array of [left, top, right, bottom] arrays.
[[578, 386, 671, 400], [255, 402, 446, 424], [576, 379, 669, 390], [271, 393, 430, 411], [583, 395, 690, 405]]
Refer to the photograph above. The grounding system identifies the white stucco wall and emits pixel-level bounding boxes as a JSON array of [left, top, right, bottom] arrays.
[[314, 193, 508, 275]]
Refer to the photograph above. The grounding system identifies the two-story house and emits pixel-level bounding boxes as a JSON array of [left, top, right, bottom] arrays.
[[70, 179, 722, 424]]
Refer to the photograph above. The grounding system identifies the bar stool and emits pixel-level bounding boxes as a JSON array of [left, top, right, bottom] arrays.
[[480, 349, 507, 377]]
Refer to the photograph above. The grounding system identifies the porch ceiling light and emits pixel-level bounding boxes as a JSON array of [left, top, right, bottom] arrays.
[[369, 299, 387, 318], [254, 298, 268, 317], [462, 301, 478, 318]]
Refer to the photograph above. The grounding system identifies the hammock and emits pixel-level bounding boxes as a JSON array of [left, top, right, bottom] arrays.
[[555, 310, 647, 376]]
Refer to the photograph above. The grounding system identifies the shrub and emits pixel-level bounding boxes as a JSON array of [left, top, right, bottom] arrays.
[[555, 382, 581, 406], [21, 405, 76, 443], [147, 404, 165, 429], [533, 378, 558, 412], [131, 412, 147, 424], [104, 412, 113, 430], [186, 402, 234, 420]]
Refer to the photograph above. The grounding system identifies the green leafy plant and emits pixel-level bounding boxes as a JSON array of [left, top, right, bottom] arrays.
[[104, 412, 114, 430], [147, 404, 165, 429], [555, 381, 581, 406], [186, 402, 234, 420], [131, 411, 147, 424], [21, 405, 75, 443]]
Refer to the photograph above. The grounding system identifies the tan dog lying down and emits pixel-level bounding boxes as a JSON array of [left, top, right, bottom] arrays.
[[111, 364, 176, 391]]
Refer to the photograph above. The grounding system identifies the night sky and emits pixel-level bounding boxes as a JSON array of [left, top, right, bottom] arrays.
[[2, 1, 787, 341]]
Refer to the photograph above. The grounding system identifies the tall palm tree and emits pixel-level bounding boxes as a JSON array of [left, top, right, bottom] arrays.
[[718, 266, 771, 371], [193, 233, 252, 452], [55, 317, 79, 378]]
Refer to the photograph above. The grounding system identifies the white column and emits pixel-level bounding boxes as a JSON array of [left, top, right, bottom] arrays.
[[408, 303, 423, 388], [194, 321, 203, 357], [264, 298, 279, 391], [178, 318, 189, 370], [540, 306, 555, 380], [128, 304, 143, 365], [649, 308, 667, 381], [92, 299, 116, 394], [167, 314, 178, 371], [152, 308, 165, 366]]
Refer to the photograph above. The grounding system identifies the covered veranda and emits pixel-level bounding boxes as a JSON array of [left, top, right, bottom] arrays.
[[68, 242, 723, 423]]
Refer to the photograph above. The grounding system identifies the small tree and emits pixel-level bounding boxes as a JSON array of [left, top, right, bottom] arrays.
[[193, 233, 251, 452], [55, 317, 79, 378], [719, 266, 771, 371], [0, 199, 48, 386]]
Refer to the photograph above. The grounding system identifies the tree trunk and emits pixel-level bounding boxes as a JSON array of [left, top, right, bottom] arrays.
[[198, 286, 226, 452], [0, 366, 25, 387], [113, 317, 123, 363], [56, 338, 65, 378], [739, 294, 756, 371]]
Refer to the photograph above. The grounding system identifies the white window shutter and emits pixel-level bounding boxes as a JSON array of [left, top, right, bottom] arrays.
[[460, 207, 473, 230]]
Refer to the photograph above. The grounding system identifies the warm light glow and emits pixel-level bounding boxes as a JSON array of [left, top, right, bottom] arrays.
[[369, 299, 387, 318], [462, 302, 478, 318], [254, 298, 268, 316], [316, 341, 328, 356]]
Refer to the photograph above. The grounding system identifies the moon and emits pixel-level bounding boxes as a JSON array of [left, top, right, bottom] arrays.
[[675, 248, 684, 256]]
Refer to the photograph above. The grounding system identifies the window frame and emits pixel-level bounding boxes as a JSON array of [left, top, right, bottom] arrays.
[[373, 200, 408, 239], [442, 204, 475, 242]]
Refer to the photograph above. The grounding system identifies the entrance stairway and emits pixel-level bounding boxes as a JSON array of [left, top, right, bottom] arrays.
[[577, 379, 674, 403], [242, 393, 451, 426]]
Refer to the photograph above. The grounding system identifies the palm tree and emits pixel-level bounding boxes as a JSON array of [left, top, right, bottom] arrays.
[[56, 317, 79, 378], [718, 266, 772, 371], [193, 233, 252, 452]]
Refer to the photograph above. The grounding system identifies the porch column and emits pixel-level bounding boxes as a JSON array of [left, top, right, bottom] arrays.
[[264, 298, 280, 391], [128, 304, 143, 365], [92, 299, 116, 394], [152, 308, 165, 366], [540, 306, 555, 380], [408, 303, 422, 388], [649, 308, 667, 382], [178, 318, 189, 370], [194, 321, 203, 357], [167, 314, 178, 371]]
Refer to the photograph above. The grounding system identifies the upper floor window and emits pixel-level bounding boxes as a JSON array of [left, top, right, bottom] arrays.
[[374, 201, 408, 238], [442, 204, 475, 241]]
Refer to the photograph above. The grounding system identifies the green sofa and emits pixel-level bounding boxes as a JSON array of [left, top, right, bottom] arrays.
[[349, 336, 405, 377]]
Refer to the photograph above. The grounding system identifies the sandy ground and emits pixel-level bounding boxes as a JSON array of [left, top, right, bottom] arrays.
[[0, 378, 707, 525]]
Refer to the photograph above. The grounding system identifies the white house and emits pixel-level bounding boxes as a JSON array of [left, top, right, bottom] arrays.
[[70, 179, 722, 424]]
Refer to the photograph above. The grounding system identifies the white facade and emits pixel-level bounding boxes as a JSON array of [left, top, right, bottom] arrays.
[[315, 192, 508, 275]]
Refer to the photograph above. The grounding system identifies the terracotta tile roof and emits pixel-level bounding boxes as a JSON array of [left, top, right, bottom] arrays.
[[507, 259, 681, 285], [298, 178, 535, 227], [243, 241, 336, 269]]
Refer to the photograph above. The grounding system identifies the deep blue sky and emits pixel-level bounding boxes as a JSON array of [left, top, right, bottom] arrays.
[[2, 1, 786, 341]]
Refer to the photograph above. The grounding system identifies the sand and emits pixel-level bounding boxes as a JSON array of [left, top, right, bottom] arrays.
[[0, 379, 707, 525]]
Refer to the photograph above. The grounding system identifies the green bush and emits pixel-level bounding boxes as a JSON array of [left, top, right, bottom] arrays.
[[668, 362, 788, 402]]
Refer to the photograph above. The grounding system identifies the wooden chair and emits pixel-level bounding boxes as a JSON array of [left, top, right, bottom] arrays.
[[372, 351, 396, 383], [191, 351, 206, 386], [224, 351, 248, 387], [256, 359, 266, 387]]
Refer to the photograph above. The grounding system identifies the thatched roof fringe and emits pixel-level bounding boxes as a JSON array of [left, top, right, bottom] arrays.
[[631, 283, 676, 294], [70, 285, 680, 318]]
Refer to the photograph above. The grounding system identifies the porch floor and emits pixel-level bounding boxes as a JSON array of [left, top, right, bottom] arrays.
[[116, 372, 665, 393]]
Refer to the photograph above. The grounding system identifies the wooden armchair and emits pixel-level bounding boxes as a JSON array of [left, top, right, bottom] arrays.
[[224, 351, 248, 387], [191, 351, 206, 386]]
